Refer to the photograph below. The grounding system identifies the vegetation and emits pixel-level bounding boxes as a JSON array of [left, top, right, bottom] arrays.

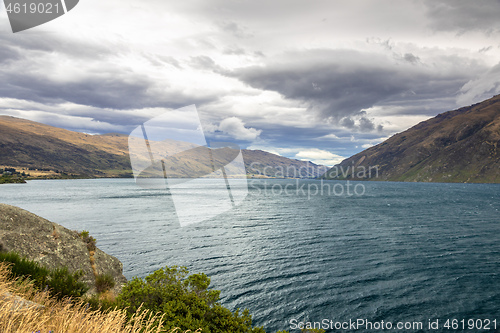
[[0, 262, 183, 333], [0, 249, 295, 332], [0, 168, 27, 184], [0, 251, 88, 300], [79, 230, 97, 252], [95, 273, 115, 293], [115, 265, 266, 333]]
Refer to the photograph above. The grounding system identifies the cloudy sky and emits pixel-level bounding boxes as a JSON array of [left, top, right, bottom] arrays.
[[1, 0, 500, 166]]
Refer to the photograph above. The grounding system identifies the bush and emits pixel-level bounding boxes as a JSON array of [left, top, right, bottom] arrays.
[[85, 293, 120, 313], [47, 267, 88, 299], [0, 251, 89, 300], [0, 262, 172, 333], [0, 251, 50, 286], [79, 230, 97, 252], [96, 273, 116, 293], [117, 266, 266, 333]]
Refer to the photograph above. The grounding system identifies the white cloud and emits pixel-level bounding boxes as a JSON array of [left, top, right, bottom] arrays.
[[317, 133, 341, 140], [246, 145, 345, 166], [456, 63, 500, 106], [217, 117, 261, 141], [294, 149, 346, 167]]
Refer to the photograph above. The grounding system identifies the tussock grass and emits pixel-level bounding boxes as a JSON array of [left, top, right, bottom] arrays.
[[0, 263, 200, 333]]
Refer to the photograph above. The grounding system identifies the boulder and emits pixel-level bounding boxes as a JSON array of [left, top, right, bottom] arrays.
[[0, 203, 127, 296], [0, 291, 44, 312]]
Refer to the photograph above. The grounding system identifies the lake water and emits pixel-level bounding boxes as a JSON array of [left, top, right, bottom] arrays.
[[1, 179, 499, 332]]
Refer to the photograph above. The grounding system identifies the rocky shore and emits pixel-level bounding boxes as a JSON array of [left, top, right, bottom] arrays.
[[0, 203, 127, 296]]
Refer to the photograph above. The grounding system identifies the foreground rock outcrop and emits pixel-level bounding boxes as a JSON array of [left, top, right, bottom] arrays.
[[0, 203, 126, 296]]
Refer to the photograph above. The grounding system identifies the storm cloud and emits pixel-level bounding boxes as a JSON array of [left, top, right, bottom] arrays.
[[0, 32, 220, 114], [230, 48, 485, 131]]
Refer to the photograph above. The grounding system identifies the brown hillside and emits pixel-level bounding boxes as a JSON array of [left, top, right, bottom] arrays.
[[0, 116, 325, 178], [323, 94, 500, 183]]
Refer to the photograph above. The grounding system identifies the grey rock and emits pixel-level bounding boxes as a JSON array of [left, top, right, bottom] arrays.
[[0, 291, 44, 312], [0, 203, 127, 296]]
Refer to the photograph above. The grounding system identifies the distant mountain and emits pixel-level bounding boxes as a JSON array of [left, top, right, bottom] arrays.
[[323, 94, 500, 183], [0, 116, 326, 178]]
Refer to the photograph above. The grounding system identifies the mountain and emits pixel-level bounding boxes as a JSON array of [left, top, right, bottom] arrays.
[[0, 116, 326, 178], [0, 116, 132, 177], [323, 94, 500, 183]]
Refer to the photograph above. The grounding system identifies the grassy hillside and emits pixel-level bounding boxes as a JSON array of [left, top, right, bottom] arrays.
[[0, 116, 325, 179]]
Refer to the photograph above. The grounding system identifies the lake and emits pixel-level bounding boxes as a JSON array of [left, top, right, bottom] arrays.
[[1, 178, 499, 332]]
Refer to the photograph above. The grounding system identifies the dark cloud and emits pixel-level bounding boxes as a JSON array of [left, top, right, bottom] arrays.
[[0, 45, 20, 64], [479, 46, 493, 53], [0, 71, 152, 109], [217, 21, 253, 38], [0, 34, 219, 112], [338, 114, 379, 132], [403, 53, 420, 64], [0, 33, 116, 60], [424, 0, 500, 34], [189, 55, 230, 75], [159, 56, 183, 69], [232, 50, 408, 120], [358, 117, 376, 132], [0, 68, 203, 111], [230, 49, 481, 131], [190, 55, 221, 71], [340, 117, 355, 128], [240, 121, 385, 157]]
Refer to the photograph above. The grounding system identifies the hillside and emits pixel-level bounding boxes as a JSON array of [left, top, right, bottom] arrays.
[[0, 117, 132, 177], [323, 94, 500, 183], [0, 116, 325, 178]]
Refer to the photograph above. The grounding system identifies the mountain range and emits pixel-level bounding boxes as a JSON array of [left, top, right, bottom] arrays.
[[323, 94, 500, 183], [0, 116, 326, 179], [2, 94, 499, 183]]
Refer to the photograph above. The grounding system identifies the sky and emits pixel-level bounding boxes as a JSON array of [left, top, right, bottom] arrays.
[[1, 0, 500, 166]]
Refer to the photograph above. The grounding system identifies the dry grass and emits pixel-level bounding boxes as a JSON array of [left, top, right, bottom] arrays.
[[0, 263, 201, 333], [51, 226, 60, 240], [98, 290, 116, 303]]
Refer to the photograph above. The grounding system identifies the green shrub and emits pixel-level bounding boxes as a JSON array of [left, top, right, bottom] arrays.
[[47, 266, 88, 300], [0, 251, 50, 286], [117, 265, 266, 333], [95, 273, 115, 293], [0, 251, 89, 300], [79, 230, 97, 252]]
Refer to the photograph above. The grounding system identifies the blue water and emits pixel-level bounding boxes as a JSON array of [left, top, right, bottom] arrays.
[[1, 179, 499, 332]]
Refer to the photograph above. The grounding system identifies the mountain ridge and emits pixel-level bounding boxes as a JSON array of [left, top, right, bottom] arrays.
[[0, 116, 326, 179], [323, 94, 500, 183]]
